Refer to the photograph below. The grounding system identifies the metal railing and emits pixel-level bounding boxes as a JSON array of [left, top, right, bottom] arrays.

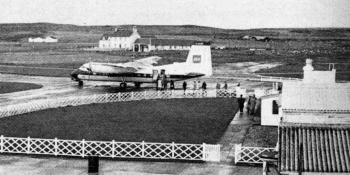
[[234, 144, 276, 164], [0, 135, 220, 162]]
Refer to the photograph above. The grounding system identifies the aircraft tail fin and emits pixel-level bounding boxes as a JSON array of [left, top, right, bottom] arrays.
[[185, 45, 213, 76]]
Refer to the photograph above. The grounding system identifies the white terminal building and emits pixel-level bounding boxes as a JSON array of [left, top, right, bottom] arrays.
[[28, 36, 58, 43], [98, 27, 140, 50], [260, 59, 350, 174]]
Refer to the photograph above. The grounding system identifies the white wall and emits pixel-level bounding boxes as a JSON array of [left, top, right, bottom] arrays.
[[261, 95, 281, 126], [99, 31, 140, 50], [28, 37, 57, 43], [235, 87, 247, 97], [282, 113, 350, 124]]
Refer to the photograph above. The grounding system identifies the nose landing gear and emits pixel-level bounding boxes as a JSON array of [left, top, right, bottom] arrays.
[[120, 82, 127, 90], [78, 81, 84, 87]]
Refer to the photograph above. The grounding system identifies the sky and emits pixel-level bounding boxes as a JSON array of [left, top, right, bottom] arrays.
[[0, 0, 349, 29]]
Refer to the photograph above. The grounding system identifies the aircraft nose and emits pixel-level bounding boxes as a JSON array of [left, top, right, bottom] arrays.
[[70, 70, 80, 81]]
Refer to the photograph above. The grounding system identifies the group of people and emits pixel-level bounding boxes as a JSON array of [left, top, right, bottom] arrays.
[[182, 80, 207, 91], [157, 80, 239, 92], [237, 94, 261, 116], [156, 79, 175, 90], [156, 79, 208, 92], [216, 81, 231, 90]]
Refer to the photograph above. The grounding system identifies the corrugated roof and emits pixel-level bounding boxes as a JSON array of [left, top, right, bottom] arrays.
[[281, 82, 350, 113], [279, 124, 350, 173], [135, 38, 200, 46], [102, 30, 133, 38]]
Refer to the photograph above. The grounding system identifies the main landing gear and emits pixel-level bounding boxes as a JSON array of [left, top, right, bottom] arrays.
[[78, 81, 84, 87], [120, 82, 127, 90], [134, 82, 141, 89]]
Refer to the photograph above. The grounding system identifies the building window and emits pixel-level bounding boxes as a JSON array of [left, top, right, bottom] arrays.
[[272, 100, 279, 114]]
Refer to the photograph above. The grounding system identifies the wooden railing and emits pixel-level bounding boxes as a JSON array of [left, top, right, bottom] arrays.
[[0, 136, 220, 162], [234, 144, 276, 164]]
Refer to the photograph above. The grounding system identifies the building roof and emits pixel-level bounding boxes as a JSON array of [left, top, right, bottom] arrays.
[[102, 30, 133, 38], [261, 93, 280, 100], [281, 82, 350, 113], [279, 123, 350, 173], [134, 38, 201, 46]]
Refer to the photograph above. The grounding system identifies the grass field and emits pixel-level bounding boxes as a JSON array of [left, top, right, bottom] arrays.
[[243, 125, 278, 147], [1, 47, 349, 80], [0, 82, 42, 94], [0, 98, 238, 144], [0, 23, 349, 81]]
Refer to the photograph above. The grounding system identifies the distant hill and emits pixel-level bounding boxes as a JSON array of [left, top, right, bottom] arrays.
[[0, 23, 349, 42]]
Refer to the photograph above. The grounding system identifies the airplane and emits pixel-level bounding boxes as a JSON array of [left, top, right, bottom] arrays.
[[70, 45, 212, 89]]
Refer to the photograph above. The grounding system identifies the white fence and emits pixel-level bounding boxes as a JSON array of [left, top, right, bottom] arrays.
[[0, 135, 220, 162], [0, 89, 237, 118], [216, 75, 301, 83], [234, 144, 276, 164], [254, 75, 300, 82]]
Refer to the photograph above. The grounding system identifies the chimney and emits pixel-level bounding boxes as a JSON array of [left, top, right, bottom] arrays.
[[303, 58, 314, 83], [133, 26, 137, 33], [303, 58, 314, 72]]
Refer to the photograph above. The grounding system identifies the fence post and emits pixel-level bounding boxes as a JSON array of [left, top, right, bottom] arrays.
[[131, 92, 134, 100], [54, 138, 58, 156], [26, 137, 31, 154], [82, 139, 85, 158], [144, 91, 147, 99], [141, 141, 145, 158], [105, 93, 108, 102], [202, 143, 206, 161], [171, 142, 175, 159], [234, 144, 242, 164], [112, 140, 115, 158], [0, 135, 3, 153], [118, 92, 121, 101]]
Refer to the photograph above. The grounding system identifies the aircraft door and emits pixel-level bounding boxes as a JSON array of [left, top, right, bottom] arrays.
[[152, 70, 158, 81]]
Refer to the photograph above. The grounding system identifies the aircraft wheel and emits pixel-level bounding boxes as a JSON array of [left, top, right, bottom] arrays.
[[120, 82, 127, 90], [135, 82, 141, 88], [78, 81, 84, 86]]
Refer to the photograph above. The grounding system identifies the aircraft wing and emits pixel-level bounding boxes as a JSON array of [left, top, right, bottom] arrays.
[[119, 56, 162, 69], [90, 56, 161, 74]]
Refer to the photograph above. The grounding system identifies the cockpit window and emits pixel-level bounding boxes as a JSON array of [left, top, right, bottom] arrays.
[[79, 63, 90, 71]]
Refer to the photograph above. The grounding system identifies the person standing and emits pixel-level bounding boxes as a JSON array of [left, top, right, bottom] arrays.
[[238, 94, 245, 113], [201, 81, 207, 90], [216, 82, 221, 96], [193, 81, 197, 90], [224, 81, 228, 90], [249, 95, 257, 115], [201, 81, 207, 96], [157, 76, 162, 91], [182, 81, 187, 94], [170, 80, 175, 90], [216, 82, 221, 89]]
